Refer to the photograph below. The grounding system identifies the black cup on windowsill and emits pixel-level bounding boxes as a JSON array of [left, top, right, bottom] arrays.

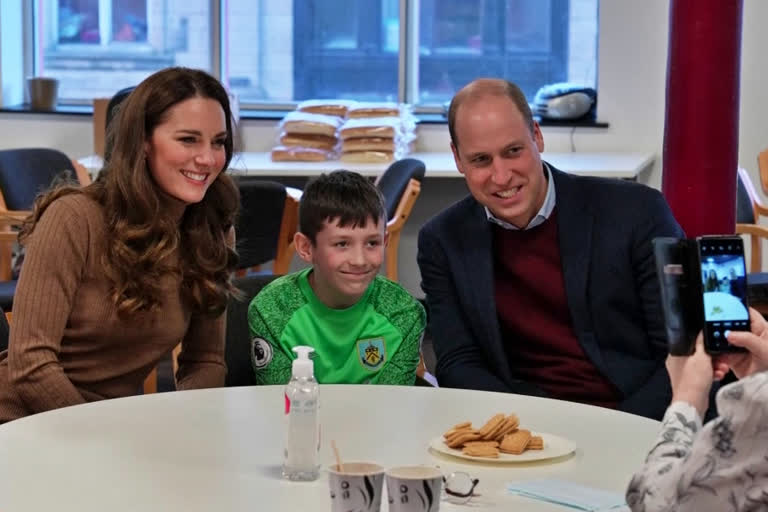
[[26, 77, 59, 111]]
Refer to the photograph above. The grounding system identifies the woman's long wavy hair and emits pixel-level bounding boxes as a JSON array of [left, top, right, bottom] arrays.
[[20, 67, 240, 317]]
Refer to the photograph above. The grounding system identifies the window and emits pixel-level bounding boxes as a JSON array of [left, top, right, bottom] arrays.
[[34, 0, 211, 101], [227, 0, 597, 107], [29, 0, 599, 109], [417, 0, 570, 104]]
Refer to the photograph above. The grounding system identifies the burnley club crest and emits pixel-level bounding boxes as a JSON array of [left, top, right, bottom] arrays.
[[357, 338, 386, 370]]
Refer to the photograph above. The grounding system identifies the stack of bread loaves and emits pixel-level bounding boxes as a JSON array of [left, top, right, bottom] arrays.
[[271, 100, 353, 162], [339, 102, 417, 163]]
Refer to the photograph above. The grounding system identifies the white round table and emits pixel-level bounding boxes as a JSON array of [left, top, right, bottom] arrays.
[[0, 385, 660, 511]]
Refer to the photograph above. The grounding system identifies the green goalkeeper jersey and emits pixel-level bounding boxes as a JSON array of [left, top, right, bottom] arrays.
[[247, 268, 426, 385]]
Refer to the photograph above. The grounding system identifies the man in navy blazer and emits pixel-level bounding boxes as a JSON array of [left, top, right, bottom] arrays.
[[417, 79, 684, 419]]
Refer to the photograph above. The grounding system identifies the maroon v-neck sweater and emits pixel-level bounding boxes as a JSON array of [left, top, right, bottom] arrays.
[[492, 210, 620, 408]]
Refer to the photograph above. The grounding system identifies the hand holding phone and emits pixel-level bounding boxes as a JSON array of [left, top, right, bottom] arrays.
[[654, 235, 749, 355], [720, 308, 768, 378]]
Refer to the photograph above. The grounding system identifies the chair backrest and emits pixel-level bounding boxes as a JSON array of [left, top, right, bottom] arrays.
[[734, 167, 768, 273], [103, 86, 136, 162], [93, 87, 135, 158], [106, 86, 136, 130], [758, 148, 768, 197], [376, 158, 426, 221], [737, 167, 757, 224], [0, 306, 8, 353], [225, 274, 279, 386], [0, 148, 78, 211], [235, 177, 289, 270]]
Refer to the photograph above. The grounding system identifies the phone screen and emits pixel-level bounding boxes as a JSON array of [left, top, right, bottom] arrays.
[[698, 237, 750, 352]]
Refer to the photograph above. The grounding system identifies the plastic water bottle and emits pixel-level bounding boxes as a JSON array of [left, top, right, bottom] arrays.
[[282, 346, 320, 481]]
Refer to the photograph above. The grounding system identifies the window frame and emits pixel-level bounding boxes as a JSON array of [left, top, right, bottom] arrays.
[[42, 0, 153, 54]]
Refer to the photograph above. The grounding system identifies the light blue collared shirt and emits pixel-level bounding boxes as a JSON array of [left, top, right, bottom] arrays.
[[484, 162, 556, 231]]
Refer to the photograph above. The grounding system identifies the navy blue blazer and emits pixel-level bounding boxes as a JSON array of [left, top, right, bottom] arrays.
[[417, 165, 685, 420]]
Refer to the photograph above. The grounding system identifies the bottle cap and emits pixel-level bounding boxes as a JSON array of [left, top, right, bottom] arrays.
[[292, 346, 315, 379]]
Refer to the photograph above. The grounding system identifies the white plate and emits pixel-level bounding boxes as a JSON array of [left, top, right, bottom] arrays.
[[428, 432, 577, 463]]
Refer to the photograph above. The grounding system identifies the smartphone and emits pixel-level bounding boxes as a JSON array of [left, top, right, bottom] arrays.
[[653, 237, 701, 355], [653, 236, 749, 355], [696, 236, 750, 353]]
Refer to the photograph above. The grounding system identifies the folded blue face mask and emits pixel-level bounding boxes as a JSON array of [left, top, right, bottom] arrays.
[[507, 479, 627, 511]]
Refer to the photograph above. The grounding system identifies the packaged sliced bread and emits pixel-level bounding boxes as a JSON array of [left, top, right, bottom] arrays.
[[347, 101, 401, 118], [341, 137, 397, 152], [297, 99, 357, 118], [340, 150, 394, 163], [279, 132, 339, 151], [340, 117, 403, 140], [280, 111, 343, 138], [271, 145, 333, 162]]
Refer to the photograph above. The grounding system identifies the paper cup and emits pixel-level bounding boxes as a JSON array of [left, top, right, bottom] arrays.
[[386, 466, 443, 512], [328, 462, 385, 512]]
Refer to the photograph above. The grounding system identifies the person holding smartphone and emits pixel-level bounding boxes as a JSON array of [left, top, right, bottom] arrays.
[[626, 307, 768, 511]]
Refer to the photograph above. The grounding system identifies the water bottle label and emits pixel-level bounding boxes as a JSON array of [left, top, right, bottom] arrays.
[[285, 393, 290, 414]]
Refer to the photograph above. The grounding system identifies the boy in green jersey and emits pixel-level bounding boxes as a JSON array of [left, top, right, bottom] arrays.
[[247, 170, 426, 385]]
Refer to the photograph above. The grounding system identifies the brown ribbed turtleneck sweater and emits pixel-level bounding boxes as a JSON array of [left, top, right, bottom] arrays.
[[0, 193, 227, 423]]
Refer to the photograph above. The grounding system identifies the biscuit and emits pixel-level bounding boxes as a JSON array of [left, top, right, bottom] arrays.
[[452, 421, 472, 430], [462, 444, 499, 458], [526, 436, 544, 450], [478, 413, 505, 438], [443, 424, 472, 439], [463, 440, 499, 448], [446, 431, 482, 449], [493, 415, 521, 442], [486, 414, 517, 441], [500, 429, 531, 455], [444, 427, 475, 442]]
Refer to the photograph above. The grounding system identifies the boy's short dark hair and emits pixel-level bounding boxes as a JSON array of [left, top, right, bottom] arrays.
[[299, 170, 387, 244]]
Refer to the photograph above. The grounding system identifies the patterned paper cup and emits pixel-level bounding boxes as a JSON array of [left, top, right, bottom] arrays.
[[328, 462, 385, 512], [386, 466, 443, 512]]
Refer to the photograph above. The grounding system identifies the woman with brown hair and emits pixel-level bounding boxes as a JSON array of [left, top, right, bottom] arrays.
[[0, 67, 240, 423]]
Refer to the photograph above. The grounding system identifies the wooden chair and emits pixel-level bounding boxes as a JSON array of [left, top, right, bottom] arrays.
[[375, 158, 426, 282], [757, 148, 768, 198], [735, 166, 768, 272]]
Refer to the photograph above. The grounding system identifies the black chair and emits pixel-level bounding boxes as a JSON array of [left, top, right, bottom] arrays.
[[374, 158, 435, 386], [374, 158, 426, 282], [0, 148, 79, 213], [225, 274, 279, 386], [105, 86, 135, 131], [234, 177, 298, 275], [0, 148, 86, 309], [0, 307, 8, 353], [376, 158, 426, 221], [101, 86, 136, 162]]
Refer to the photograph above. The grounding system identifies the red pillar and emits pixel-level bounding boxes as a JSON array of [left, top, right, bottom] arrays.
[[662, 0, 743, 237]]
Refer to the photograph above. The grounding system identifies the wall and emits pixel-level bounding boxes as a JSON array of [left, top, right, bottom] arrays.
[[0, 0, 766, 293]]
